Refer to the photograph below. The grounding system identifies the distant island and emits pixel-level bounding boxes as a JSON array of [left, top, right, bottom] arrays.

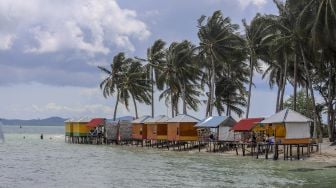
[[0, 117, 67, 126]]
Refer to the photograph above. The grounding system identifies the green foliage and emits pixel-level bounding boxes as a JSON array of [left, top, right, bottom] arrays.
[[284, 90, 314, 119]]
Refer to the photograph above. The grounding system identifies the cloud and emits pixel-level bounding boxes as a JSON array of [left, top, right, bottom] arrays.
[[0, 34, 15, 50], [0, 0, 150, 53], [31, 102, 115, 117], [238, 0, 267, 9]]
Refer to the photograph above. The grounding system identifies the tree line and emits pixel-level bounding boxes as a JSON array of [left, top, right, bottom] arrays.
[[99, 0, 336, 141]]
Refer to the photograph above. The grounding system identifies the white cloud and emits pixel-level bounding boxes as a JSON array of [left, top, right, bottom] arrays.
[[32, 102, 115, 118], [0, 0, 150, 53], [0, 34, 15, 50], [238, 0, 267, 9]]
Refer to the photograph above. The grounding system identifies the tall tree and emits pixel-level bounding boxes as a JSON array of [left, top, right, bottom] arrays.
[[242, 14, 265, 118], [136, 40, 166, 118], [98, 52, 126, 121], [157, 41, 201, 116], [119, 58, 151, 119], [198, 10, 243, 116]]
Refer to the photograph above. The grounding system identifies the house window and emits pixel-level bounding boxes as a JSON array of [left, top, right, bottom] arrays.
[[140, 128, 142, 135], [177, 127, 179, 135]]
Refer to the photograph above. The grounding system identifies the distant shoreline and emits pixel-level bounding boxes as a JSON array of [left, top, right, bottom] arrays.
[[2, 124, 64, 126]]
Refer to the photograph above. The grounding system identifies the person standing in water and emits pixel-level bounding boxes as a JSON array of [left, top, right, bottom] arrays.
[[40, 133, 43, 140]]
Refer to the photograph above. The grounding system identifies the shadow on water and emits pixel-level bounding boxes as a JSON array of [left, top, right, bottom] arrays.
[[288, 168, 322, 172], [324, 165, 336, 169]]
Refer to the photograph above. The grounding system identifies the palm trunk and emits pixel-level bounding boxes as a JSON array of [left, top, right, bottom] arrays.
[[327, 63, 333, 141], [175, 100, 179, 115], [113, 92, 120, 121], [216, 106, 221, 116], [171, 92, 174, 118], [293, 53, 297, 111], [209, 55, 215, 116], [332, 103, 336, 139], [300, 44, 318, 139], [246, 55, 253, 118], [205, 95, 210, 117], [180, 81, 187, 115], [279, 52, 288, 111], [131, 93, 138, 119], [151, 67, 154, 118], [276, 81, 282, 112]]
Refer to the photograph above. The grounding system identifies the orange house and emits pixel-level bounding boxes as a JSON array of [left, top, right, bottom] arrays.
[[144, 115, 169, 140], [132, 116, 151, 140], [166, 114, 200, 141]]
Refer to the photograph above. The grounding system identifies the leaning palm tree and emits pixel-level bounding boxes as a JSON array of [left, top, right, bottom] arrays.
[[243, 14, 266, 118], [157, 41, 201, 116], [136, 39, 166, 117], [198, 10, 243, 116], [119, 58, 151, 119], [98, 52, 126, 121]]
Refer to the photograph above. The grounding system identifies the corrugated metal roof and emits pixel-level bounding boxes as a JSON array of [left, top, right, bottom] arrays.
[[144, 115, 168, 124], [231, 118, 264, 132], [166, 114, 200, 123], [131, 115, 151, 123], [156, 116, 170, 123], [66, 117, 91, 123], [195, 116, 236, 128], [77, 117, 91, 123], [87, 118, 105, 128], [64, 118, 74, 123], [260, 109, 312, 124]]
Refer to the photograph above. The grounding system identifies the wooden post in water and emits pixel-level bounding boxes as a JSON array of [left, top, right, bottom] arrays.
[[235, 144, 238, 156], [265, 144, 269, 159], [290, 144, 292, 160]]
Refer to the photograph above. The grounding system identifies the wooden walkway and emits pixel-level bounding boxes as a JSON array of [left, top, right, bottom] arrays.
[[65, 136, 318, 160]]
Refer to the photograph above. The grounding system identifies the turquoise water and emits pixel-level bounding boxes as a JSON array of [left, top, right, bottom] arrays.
[[0, 125, 336, 188]]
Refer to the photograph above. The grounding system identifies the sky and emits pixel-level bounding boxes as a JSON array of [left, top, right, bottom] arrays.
[[0, 0, 285, 120]]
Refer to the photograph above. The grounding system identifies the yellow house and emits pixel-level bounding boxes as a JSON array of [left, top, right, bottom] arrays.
[[258, 109, 312, 144], [65, 118, 74, 136], [73, 117, 91, 137]]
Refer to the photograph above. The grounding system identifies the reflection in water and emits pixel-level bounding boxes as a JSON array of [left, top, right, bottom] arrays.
[[288, 168, 322, 172]]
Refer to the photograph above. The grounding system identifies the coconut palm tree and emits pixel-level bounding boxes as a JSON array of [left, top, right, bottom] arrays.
[[243, 14, 267, 118], [98, 52, 126, 121], [197, 10, 243, 116], [136, 39, 166, 118], [119, 58, 151, 119], [157, 40, 201, 116]]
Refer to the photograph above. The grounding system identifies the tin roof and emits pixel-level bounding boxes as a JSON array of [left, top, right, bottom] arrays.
[[231, 118, 264, 132], [87, 118, 105, 128], [260, 109, 312, 124], [195, 116, 236, 128], [166, 114, 200, 123], [144, 115, 169, 124], [131, 115, 151, 123]]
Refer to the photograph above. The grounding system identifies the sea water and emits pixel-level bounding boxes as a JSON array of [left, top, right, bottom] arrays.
[[0, 125, 336, 188]]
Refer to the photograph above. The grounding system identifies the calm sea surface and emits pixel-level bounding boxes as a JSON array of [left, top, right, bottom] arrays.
[[0, 125, 336, 188]]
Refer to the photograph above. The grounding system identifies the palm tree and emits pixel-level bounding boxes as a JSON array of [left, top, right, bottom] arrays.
[[99, 53, 151, 120], [157, 41, 201, 116], [243, 14, 266, 118], [136, 39, 166, 118], [198, 10, 244, 116], [295, 0, 336, 138], [119, 58, 151, 119], [98, 52, 126, 121]]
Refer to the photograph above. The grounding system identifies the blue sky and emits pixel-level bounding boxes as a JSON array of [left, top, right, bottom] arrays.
[[0, 0, 287, 120]]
